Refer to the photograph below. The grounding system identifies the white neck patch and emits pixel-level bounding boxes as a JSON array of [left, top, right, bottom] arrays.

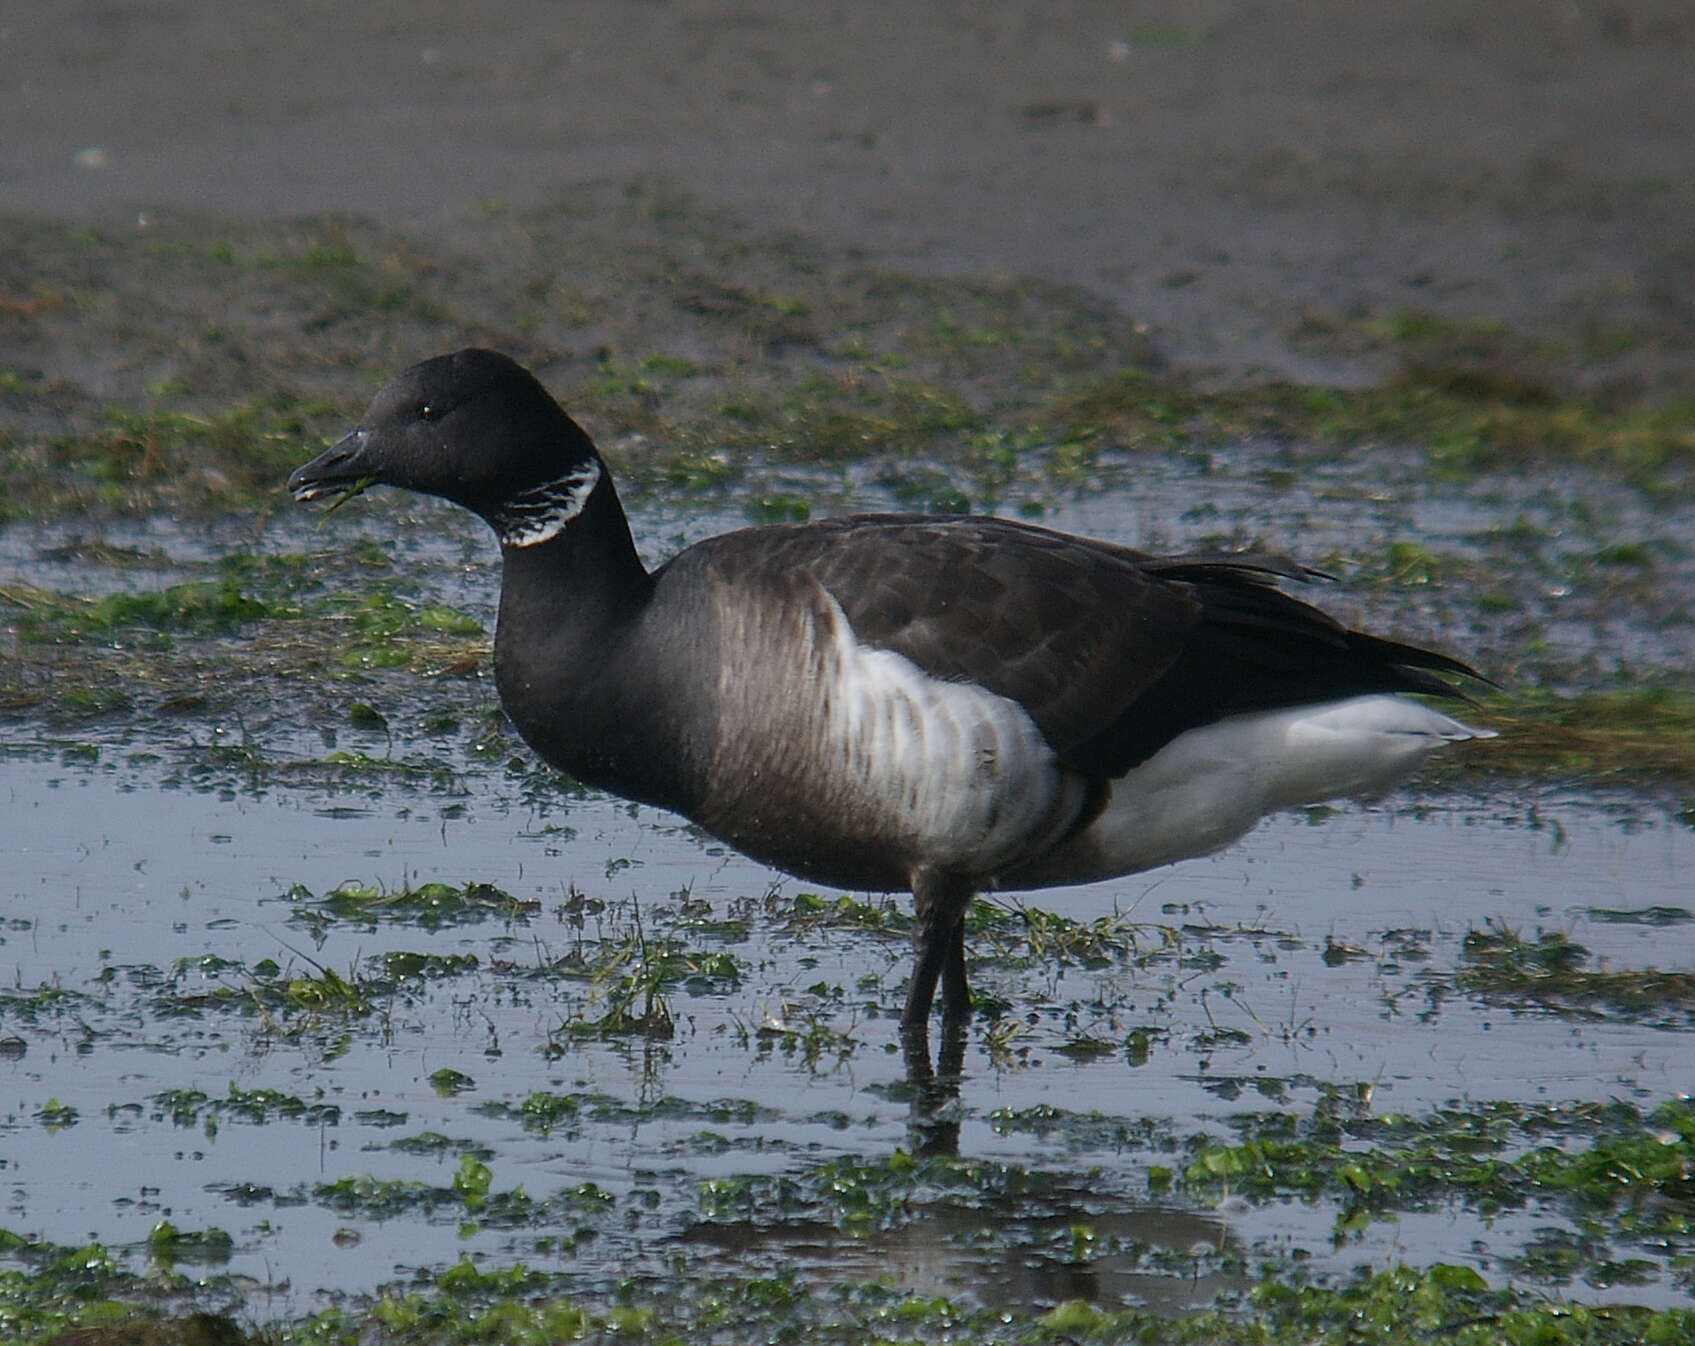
[[494, 460, 602, 548]]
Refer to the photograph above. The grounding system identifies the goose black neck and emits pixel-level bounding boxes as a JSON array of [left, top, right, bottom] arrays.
[[495, 469, 651, 633]]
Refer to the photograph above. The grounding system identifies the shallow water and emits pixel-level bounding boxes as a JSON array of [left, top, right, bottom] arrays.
[[4, 739, 1692, 1311], [3, 461, 1694, 1315]]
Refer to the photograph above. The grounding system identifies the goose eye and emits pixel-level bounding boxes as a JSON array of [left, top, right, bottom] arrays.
[[419, 403, 437, 421]]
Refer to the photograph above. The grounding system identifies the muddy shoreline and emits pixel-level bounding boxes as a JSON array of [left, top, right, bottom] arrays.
[[5, 1, 1693, 392]]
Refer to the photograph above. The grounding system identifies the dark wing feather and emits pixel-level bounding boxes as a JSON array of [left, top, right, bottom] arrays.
[[711, 515, 1202, 764], [696, 515, 1482, 779]]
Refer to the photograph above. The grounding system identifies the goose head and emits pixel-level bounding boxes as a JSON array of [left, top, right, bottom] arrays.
[[288, 348, 603, 547]]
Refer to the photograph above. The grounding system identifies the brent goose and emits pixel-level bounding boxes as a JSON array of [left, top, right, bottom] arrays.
[[289, 349, 1490, 1037]]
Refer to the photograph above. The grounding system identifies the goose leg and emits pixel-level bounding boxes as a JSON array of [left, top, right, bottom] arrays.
[[939, 915, 971, 1027], [903, 868, 975, 1032], [902, 890, 971, 1154]]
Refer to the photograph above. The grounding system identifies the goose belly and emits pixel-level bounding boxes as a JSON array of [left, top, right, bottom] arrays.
[[996, 694, 1488, 890]]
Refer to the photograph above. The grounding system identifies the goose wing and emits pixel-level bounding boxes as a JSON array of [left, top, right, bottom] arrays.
[[706, 514, 1477, 779]]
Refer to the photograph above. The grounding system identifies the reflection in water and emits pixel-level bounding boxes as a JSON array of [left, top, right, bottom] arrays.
[[678, 1200, 1243, 1315], [902, 1020, 967, 1156], [717, 1021, 1251, 1313]]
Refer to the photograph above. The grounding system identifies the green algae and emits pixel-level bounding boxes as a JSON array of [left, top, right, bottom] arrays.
[[1447, 689, 1695, 787], [283, 879, 537, 931], [2, 556, 480, 664], [1, 393, 345, 521], [4, 576, 286, 644], [542, 922, 744, 1043], [144, 1222, 234, 1268], [6, 1238, 1691, 1345], [1182, 1097, 1695, 1242], [478, 1090, 775, 1139], [149, 1084, 341, 1129], [1458, 924, 1695, 1023]]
